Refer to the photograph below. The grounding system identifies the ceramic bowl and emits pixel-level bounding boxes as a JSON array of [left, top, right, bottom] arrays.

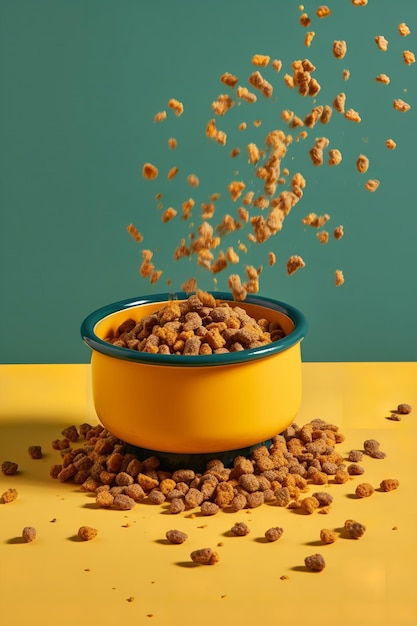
[[81, 292, 308, 454]]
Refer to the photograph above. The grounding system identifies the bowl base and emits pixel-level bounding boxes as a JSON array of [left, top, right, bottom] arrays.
[[124, 441, 273, 473]]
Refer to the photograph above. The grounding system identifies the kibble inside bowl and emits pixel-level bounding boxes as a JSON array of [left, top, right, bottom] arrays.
[[81, 291, 307, 454]]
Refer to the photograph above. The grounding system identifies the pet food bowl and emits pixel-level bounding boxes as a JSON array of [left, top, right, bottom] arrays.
[[81, 292, 307, 458]]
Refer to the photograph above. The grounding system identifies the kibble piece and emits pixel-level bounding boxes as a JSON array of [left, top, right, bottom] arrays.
[[403, 51, 415, 66], [393, 99, 411, 112], [301, 496, 320, 514], [142, 162, 158, 180], [78, 526, 98, 541], [287, 255, 305, 275], [364, 438, 386, 459], [397, 403, 412, 414], [190, 548, 219, 565], [113, 494, 136, 510], [1, 461, 18, 476], [27, 445, 42, 459], [380, 478, 400, 492], [355, 482, 374, 498], [1, 488, 18, 503], [22, 526, 37, 543], [200, 501, 220, 516], [264, 526, 284, 542], [320, 529, 337, 544], [333, 40, 347, 59], [345, 520, 366, 539], [231, 522, 250, 536], [168, 98, 184, 116], [316, 6, 331, 18], [365, 179, 380, 192], [375, 35, 389, 52], [166, 529, 188, 544], [304, 553, 326, 571], [347, 463, 365, 475], [348, 449, 363, 462], [375, 73, 390, 85], [61, 425, 79, 442], [398, 23, 411, 37], [96, 490, 115, 508], [335, 270, 344, 286], [312, 492, 333, 507]]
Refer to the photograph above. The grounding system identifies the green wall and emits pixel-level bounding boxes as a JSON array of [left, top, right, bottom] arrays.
[[1, 0, 416, 363]]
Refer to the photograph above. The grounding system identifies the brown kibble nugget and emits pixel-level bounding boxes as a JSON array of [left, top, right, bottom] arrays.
[[142, 162, 158, 180], [335, 270, 344, 286], [375, 36, 389, 52], [316, 6, 331, 18], [328, 149, 342, 166], [333, 40, 347, 59], [22, 526, 37, 543], [2, 461, 18, 476], [352, 0, 367, 5], [334, 225, 344, 240], [301, 496, 320, 514], [1, 488, 18, 503], [154, 111, 166, 123], [345, 519, 366, 539], [365, 179, 380, 192], [228, 180, 245, 201], [397, 403, 412, 414], [403, 51, 415, 66], [166, 529, 188, 544], [398, 23, 411, 37], [190, 548, 219, 565], [304, 553, 326, 571], [168, 98, 184, 116], [386, 139, 396, 150], [287, 255, 305, 276], [393, 99, 411, 112], [345, 108, 361, 123], [28, 445, 43, 460], [264, 527, 284, 542], [231, 522, 250, 536], [374, 73, 391, 86], [299, 12, 311, 27], [305, 32, 315, 48], [127, 223, 144, 242], [78, 526, 98, 541], [364, 438, 386, 459], [355, 483, 374, 498], [161, 207, 177, 223], [220, 72, 238, 88], [251, 54, 270, 67], [380, 478, 400, 492], [320, 529, 337, 544]]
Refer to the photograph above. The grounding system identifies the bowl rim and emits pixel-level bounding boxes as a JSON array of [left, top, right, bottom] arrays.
[[81, 291, 308, 367]]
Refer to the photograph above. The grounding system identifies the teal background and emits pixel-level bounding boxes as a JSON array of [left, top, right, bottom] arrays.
[[1, 0, 416, 364]]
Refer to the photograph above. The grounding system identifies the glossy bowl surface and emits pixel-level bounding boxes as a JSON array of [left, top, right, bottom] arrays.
[[81, 292, 308, 453]]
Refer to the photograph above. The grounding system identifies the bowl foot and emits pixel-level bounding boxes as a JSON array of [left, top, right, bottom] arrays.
[[124, 441, 273, 473]]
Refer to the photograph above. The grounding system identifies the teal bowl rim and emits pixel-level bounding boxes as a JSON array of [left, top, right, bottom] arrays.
[[81, 292, 308, 367]]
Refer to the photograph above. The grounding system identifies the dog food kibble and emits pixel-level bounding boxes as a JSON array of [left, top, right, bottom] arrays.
[[104, 291, 286, 355], [304, 553, 326, 571], [1, 461, 18, 476], [380, 478, 400, 492], [398, 22, 411, 37], [166, 529, 188, 544], [375, 35, 389, 51], [364, 439, 386, 459], [397, 403, 412, 414], [335, 270, 344, 286], [190, 548, 219, 565], [1, 488, 18, 503], [264, 526, 284, 542], [365, 179, 380, 192], [286, 255, 305, 275], [355, 482, 374, 498], [28, 446, 43, 459], [320, 529, 337, 544], [393, 99, 411, 112], [403, 50, 415, 66], [22, 526, 37, 543], [333, 40, 347, 59], [231, 522, 251, 536], [345, 519, 366, 539], [78, 526, 98, 541]]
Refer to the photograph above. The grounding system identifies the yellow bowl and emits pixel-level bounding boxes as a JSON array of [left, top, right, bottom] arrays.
[[81, 292, 308, 454]]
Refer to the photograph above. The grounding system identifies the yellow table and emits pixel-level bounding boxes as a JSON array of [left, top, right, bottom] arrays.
[[1, 363, 416, 626]]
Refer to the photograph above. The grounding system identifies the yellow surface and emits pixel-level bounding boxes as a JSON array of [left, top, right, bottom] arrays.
[[0, 363, 416, 626]]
